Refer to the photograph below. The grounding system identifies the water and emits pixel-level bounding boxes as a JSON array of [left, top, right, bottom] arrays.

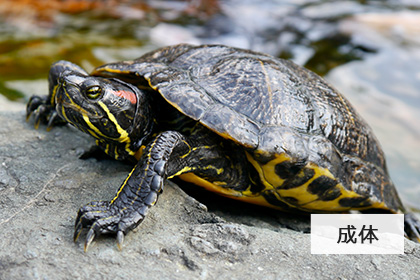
[[0, 0, 419, 208]]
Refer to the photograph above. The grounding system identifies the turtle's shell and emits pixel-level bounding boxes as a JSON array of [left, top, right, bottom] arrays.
[[93, 44, 400, 213], [94, 44, 384, 169]]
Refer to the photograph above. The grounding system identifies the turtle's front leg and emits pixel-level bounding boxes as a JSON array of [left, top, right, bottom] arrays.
[[26, 94, 66, 130], [26, 60, 88, 130], [74, 131, 189, 251]]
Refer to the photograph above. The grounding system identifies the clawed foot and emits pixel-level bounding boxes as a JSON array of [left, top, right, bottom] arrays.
[[404, 212, 420, 242], [74, 201, 146, 251], [26, 95, 66, 130]]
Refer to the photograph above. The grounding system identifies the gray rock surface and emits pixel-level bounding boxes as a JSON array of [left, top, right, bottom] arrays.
[[1, 101, 420, 279]]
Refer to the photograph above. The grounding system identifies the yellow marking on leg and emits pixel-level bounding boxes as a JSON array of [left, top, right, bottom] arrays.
[[203, 165, 224, 174], [179, 140, 192, 159], [111, 152, 152, 205], [130, 137, 161, 207], [134, 145, 146, 161], [110, 139, 159, 205], [114, 145, 120, 159], [180, 144, 219, 159], [169, 166, 193, 178], [169, 165, 224, 179], [110, 165, 136, 204]]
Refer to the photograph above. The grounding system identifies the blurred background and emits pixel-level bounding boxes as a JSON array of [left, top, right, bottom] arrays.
[[0, 0, 419, 209]]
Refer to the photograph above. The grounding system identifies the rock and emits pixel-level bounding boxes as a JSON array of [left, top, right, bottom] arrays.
[[1, 102, 420, 279]]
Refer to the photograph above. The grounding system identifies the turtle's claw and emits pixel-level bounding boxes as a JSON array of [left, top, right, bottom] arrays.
[[26, 94, 66, 130], [73, 200, 146, 251], [84, 228, 96, 252], [404, 213, 420, 242], [25, 111, 32, 122], [74, 200, 123, 251], [117, 230, 124, 251], [26, 95, 42, 117], [33, 105, 47, 129], [47, 111, 60, 131], [74, 220, 84, 242]]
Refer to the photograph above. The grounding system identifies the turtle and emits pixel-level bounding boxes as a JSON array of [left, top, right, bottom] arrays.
[[26, 44, 420, 251]]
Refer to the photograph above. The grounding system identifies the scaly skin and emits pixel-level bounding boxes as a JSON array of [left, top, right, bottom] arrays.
[[74, 131, 183, 251]]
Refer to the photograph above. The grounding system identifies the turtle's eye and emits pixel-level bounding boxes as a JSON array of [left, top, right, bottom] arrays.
[[86, 85, 102, 100]]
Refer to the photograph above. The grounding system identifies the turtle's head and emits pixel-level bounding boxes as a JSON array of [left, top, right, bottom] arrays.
[[49, 61, 154, 159]]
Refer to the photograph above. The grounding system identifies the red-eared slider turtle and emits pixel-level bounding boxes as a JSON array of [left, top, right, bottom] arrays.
[[26, 44, 420, 250]]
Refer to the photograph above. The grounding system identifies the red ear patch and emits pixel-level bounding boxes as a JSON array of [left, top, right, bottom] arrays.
[[112, 90, 137, 104]]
